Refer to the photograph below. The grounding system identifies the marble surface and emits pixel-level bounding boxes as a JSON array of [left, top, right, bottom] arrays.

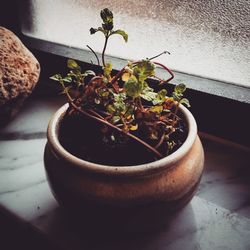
[[0, 95, 250, 250]]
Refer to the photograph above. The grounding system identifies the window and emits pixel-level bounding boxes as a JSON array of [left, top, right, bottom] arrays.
[[21, 0, 250, 87]]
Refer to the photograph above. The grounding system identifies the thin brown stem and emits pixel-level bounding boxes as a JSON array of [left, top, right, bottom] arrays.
[[171, 102, 180, 127], [152, 75, 165, 84], [110, 67, 126, 85], [157, 120, 171, 126], [148, 51, 170, 61], [88, 109, 104, 119], [153, 61, 174, 83], [155, 133, 165, 149], [86, 45, 100, 66], [102, 34, 109, 67], [88, 76, 103, 85], [137, 97, 144, 111]]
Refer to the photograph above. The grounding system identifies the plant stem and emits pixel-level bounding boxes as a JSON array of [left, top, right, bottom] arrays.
[[153, 61, 174, 83], [88, 76, 103, 85], [155, 133, 165, 149], [153, 75, 165, 84], [148, 50, 170, 61], [137, 97, 144, 111], [110, 67, 125, 85], [102, 34, 109, 67], [67, 97, 163, 159], [88, 109, 104, 119], [86, 45, 100, 66]]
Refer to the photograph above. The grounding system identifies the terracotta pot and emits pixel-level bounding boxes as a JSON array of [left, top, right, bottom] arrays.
[[44, 103, 204, 228]]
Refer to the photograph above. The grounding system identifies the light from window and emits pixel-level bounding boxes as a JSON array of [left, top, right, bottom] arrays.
[[21, 0, 250, 87]]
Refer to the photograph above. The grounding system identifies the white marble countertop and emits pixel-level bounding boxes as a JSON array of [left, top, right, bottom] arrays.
[[0, 95, 250, 250]]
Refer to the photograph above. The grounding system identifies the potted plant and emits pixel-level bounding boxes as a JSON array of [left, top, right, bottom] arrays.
[[44, 8, 204, 224]]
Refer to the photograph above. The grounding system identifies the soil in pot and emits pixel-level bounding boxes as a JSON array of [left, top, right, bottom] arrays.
[[59, 111, 188, 166]]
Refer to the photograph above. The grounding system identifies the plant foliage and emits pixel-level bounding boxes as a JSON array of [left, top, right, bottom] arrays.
[[50, 8, 190, 159]]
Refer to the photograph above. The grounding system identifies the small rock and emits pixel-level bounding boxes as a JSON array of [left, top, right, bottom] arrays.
[[0, 27, 40, 124]]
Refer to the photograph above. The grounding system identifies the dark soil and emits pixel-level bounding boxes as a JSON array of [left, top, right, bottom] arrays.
[[59, 112, 188, 166]]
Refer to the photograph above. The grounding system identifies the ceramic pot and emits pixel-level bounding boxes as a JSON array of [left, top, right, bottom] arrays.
[[44, 103, 204, 226]]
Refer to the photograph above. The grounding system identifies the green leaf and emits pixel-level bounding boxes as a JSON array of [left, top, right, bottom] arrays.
[[158, 89, 167, 100], [90, 28, 97, 34], [67, 59, 81, 71], [140, 86, 157, 101], [63, 75, 72, 83], [50, 74, 62, 81], [107, 104, 116, 114], [167, 141, 176, 152], [112, 116, 120, 124], [133, 60, 155, 82], [149, 105, 163, 114], [180, 98, 191, 107], [152, 89, 167, 105], [172, 92, 182, 102], [83, 70, 96, 76], [124, 76, 143, 98], [90, 27, 106, 35], [98, 89, 110, 98], [114, 92, 126, 102], [174, 83, 186, 94], [163, 109, 171, 113], [67, 59, 78, 69], [111, 29, 128, 42], [124, 105, 134, 117], [113, 93, 126, 112], [103, 62, 112, 77], [129, 123, 138, 131], [140, 92, 157, 102], [122, 72, 131, 82]]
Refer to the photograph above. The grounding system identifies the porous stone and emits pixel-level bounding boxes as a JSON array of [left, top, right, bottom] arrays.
[[0, 27, 40, 124]]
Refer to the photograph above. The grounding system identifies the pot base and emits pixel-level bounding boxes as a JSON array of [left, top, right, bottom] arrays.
[[56, 185, 198, 233]]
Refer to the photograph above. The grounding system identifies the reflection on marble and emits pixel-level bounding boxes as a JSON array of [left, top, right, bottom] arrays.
[[197, 139, 250, 218], [0, 95, 250, 249], [32, 197, 250, 250]]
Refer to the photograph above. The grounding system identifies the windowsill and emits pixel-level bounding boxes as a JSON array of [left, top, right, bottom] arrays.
[[0, 93, 250, 249], [21, 35, 250, 147], [23, 35, 250, 104]]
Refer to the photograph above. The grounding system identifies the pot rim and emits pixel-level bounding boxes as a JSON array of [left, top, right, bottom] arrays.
[[47, 103, 197, 176]]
